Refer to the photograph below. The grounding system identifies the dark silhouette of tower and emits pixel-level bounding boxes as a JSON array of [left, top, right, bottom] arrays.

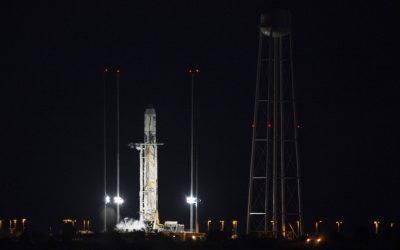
[[246, 10, 303, 238]]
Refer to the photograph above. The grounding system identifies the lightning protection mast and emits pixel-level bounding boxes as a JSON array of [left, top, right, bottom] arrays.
[[103, 68, 109, 232], [246, 10, 303, 239], [186, 68, 200, 233], [114, 69, 124, 224]]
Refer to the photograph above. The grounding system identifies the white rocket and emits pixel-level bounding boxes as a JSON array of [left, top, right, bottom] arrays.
[[135, 106, 160, 231]]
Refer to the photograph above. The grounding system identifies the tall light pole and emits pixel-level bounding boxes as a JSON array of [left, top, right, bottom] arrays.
[[190, 68, 195, 233], [194, 68, 200, 234], [187, 68, 200, 233], [103, 68, 108, 232], [115, 69, 122, 224]]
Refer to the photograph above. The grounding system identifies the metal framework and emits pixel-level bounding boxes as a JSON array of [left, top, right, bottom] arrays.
[[246, 11, 303, 238]]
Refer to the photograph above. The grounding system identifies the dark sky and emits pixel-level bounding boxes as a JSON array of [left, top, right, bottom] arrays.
[[1, 1, 398, 234]]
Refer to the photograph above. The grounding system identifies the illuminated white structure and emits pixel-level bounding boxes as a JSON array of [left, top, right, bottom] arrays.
[[135, 107, 162, 231]]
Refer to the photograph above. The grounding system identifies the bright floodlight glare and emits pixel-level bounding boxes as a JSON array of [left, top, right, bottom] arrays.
[[105, 196, 111, 204], [186, 196, 197, 204], [114, 196, 124, 204]]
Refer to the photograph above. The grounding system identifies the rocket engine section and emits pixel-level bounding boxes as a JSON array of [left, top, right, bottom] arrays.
[[136, 107, 160, 231]]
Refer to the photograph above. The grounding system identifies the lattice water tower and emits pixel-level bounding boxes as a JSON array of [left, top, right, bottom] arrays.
[[246, 10, 303, 238]]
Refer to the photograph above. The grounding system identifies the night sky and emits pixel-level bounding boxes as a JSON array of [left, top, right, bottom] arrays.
[[2, 1, 398, 234]]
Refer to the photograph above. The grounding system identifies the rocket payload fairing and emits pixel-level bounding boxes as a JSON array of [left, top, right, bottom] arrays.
[[135, 106, 160, 231]]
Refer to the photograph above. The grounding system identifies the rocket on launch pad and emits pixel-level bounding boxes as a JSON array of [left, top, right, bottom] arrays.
[[135, 106, 162, 231]]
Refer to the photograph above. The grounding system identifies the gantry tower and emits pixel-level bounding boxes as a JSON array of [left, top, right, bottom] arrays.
[[246, 10, 303, 238]]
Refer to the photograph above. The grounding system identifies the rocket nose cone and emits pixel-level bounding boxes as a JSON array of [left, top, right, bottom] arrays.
[[145, 105, 156, 114]]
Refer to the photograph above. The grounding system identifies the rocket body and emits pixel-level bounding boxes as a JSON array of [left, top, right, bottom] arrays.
[[137, 107, 159, 230]]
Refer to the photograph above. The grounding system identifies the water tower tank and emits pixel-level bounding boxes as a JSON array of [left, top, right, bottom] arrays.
[[260, 10, 291, 37]]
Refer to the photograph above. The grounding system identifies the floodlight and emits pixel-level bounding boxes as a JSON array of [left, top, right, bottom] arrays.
[[114, 196, 124, 204], [105, 196, 111, 204], [186, 196, 197, 204]]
